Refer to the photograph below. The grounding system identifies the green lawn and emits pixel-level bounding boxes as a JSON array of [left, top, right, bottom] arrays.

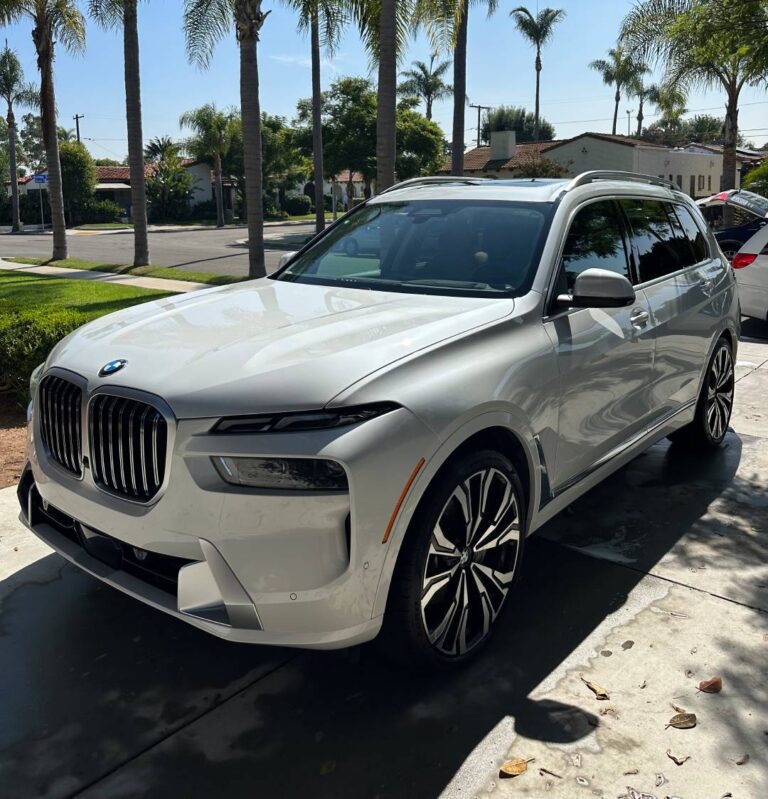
[[74, 222, 133, 230], [8, 257, 244, 287], [0, 270, 172, 320]]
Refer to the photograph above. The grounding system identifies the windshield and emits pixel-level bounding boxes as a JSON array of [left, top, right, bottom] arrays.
[[274, 199, 552, 297]]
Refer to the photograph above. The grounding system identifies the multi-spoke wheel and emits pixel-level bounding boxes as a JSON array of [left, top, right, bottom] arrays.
[[669, 337, 734, 448], [379, 450, 525, 669]]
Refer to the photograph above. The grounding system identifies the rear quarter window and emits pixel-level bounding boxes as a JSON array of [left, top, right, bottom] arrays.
[[673, 205, 711, 263]]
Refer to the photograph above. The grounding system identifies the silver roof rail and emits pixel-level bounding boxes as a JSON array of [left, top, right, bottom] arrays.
[[379, 176, 492, 195], [565, 170, 678, 192]]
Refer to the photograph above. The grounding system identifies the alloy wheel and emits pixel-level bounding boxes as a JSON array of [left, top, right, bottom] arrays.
[[706, 345, 734, 441], [420, 468, 521, 657]]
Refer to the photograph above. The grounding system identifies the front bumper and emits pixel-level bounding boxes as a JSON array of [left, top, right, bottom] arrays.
[[21, 402, 435, 649]]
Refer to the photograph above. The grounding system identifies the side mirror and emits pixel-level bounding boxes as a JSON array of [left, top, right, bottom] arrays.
[[557, 268, 636, 309], [277, 251, 298, 270]]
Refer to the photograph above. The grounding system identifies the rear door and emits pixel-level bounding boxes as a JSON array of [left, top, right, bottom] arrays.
[[544, 199, 656, 491], [619, 198, 725, 422]]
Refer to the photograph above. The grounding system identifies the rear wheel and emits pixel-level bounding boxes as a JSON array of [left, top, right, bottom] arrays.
[[379, 450, 526, 670], [718, 241, 741, 262], [669, 337, 734, 448]]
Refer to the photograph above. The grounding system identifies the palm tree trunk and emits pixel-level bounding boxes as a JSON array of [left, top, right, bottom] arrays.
[[213, 151, 225, 227], [534, 50, 541, 142], [721, 87, 739, 226], [124, 0, 150, 266], [636, 96, 644, 138], [376, 0, 397, 191], [240, 35, 265, 278], [426, 96, 432, 121], [451, 0, 468, 175], [612, 87, 620, 136], [310, 7, 325, 235], [33, 24, 67, 260], [7, 106, 20, 232]]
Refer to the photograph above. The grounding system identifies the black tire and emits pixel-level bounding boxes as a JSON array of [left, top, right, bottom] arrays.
[[378, 449, 526, 670], [669, 337, 734, 449]]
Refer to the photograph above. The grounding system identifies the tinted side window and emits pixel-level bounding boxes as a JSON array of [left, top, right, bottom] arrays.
[[620, 199, 688, 282], [674, 205, 710, 263], [560, 201, 629, 292]]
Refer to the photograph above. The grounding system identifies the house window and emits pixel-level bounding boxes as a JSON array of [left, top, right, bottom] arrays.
[[708, 175, 712, 191], [676, 175, 683, 188], [690, 175, 696, 196], [669, 174, 674, 182], [698, 175, 705, 191]]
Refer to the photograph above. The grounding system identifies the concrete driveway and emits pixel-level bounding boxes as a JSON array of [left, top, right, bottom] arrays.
[[0, 222, 316, 276], [2, 323, 767, 799]]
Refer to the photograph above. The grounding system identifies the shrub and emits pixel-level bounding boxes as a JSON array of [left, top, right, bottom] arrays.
[[263, 194, 288, 220], [0, 309, 88, 401], [18, 191, 51, 225], [80, 199, 124, 224], [191, 199, 218, 220], [284, 194, 312, 216]]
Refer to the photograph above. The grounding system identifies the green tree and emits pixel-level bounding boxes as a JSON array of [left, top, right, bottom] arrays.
[[184, 0, 271, 278], [18, 112, 45, 171], [481, 105, 555, 144], [59, 140, 96, 224], [57, 126, 76, 142], [0, 0, 87, 260], [743, 160, 768, 197], [398, 54, 452, 121], [89, 0, 151, 267], [0, 45, 38, 231], [509, 6, 565, 142], [395, 105, 444, 179], [180, 103, 237, 227], [144, 135, 178, 163], [621, 0, 768, 215], [282, 0, 345, 233], [93, 157, 125, 165], [260, 113, 311, 195], [145, 149, 195, 223], [589, 46, 648, 136]]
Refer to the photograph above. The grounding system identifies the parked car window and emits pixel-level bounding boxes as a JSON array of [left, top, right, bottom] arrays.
[[276, 200, 552, 297], [620, 199, 689, 283], [673, 205, 710, 263], [557, 200, 630, 294]]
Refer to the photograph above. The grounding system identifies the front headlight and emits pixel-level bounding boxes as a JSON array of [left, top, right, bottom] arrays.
[[212, 456, 348, 491], [28, 362, 45, 421], [213, 402, 399, 434]]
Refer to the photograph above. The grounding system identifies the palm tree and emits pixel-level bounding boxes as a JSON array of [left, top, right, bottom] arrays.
[[180, 103, 236, 228], [144, 135, 178, 163], [0, 45, 38, 232], [589, 46, 648, 136], [57, 126, 76, 141], [398, 54, 452, 121], [621, 0, 768, 208], [184, 0, 271, 278], [0, 1, 85, 260], [89, 0, 150, 267], [509, 6, 565, 142], [283, 0, 345, 234]]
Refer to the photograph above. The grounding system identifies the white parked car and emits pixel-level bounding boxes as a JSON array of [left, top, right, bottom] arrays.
[[19, 172, 740, 667], [732, 223, 768, 323]]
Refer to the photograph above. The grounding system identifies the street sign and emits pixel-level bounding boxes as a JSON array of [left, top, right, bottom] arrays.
[[33, 173, 48, 184]]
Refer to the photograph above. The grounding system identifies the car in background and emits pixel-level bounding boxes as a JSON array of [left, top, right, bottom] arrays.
[[732, 223, 768, 322], [696, 189, 768, 260]]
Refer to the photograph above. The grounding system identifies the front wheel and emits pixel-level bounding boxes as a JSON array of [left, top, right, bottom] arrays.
[[379, 450, 526, 670], [669, 337, 734, 448]]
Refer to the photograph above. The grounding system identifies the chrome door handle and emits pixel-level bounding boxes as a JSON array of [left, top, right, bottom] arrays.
[[630, 308, 650, 328], [699, 277, 714, 293]]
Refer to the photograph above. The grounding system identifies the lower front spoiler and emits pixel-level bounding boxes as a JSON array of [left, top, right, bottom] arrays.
[[16, 469, 382, 649]]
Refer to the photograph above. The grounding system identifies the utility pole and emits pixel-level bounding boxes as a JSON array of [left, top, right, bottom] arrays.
[[626, 110, 632, 137], [469, 103, 493, 148], [73, 114, 84, 143]]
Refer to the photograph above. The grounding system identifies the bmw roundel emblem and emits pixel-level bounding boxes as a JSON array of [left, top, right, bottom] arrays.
[[99, 359, 127, 377]]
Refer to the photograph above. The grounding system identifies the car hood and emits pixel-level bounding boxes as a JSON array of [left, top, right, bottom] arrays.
[[47, 278, 514, 418]]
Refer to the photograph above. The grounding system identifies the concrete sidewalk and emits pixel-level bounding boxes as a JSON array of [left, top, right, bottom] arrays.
[[0, 257, 207, 293], [1, 334, 767, 799]]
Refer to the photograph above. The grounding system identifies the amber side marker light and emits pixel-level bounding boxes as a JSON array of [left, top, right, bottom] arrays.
[[382, 457, 426, 544], [732, 252, 757, 269]]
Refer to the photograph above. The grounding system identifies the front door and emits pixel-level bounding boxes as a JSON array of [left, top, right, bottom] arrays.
[[544, 199, 656, 491]]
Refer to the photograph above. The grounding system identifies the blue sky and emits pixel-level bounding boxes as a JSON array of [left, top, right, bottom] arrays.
[[3, 0, 767, 162]]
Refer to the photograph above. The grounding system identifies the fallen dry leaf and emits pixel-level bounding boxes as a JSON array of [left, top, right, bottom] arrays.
[[580, 674, 609, 700], [623, 768, 639, 775], [599, 707, 618, 717], [671, 703, 687, 713], [499, 758, 533, 778], [639, 680, 647, 689], [575, 776, 589, 787], [698, 676, 723, 694], [666, 749, 691, 766], [571, 753, 582, 768], [538, 767, 562, 779], [666, 712, 697, 729], [655, 772, 667, 787], [735, 753, 749, 766]]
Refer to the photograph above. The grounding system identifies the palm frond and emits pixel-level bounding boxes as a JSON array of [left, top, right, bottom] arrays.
[[88, 0, 124, 29], [183, 0, 234, 69], [50, 1, 88, 54]]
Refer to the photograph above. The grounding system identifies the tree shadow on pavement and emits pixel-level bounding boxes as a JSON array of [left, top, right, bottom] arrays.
[[2, 431, 762, 799]]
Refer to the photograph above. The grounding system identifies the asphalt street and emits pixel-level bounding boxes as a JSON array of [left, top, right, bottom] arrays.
[[1, 321, 767, 799], [0, 223, 317, 276]]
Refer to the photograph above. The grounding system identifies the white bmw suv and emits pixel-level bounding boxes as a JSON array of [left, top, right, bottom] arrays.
[[19, 171, 739, 667]]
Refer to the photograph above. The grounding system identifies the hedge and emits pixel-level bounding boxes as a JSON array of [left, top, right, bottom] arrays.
[[0, 309, 88, 402], [284, 194, 312, 216], [80, 198, 124, 224]]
